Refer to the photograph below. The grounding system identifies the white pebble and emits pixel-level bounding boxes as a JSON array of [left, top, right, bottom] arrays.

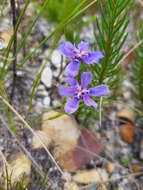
[[41, 66, 52, 88], [43, 97, 50, 106], [53, 100, 60, 106], [37, 84, 45, 91], [16, 71, 23, 76], [0, 62, 4, 67], [0, 41, 7, 49], [110, 173, 121, 181], [51, 50, 62, 68]]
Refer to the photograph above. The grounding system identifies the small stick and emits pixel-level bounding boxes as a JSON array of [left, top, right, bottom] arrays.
[[99, 97, 103, 129], [10, 0, 18, 102], [115, 39, 143, 69]]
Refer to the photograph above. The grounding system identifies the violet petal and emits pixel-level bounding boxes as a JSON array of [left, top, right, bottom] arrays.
[[82, 50, 104, 64], [65, 60, 80, 77], [65, 97, 80, 114], [81, 72, 92, 89], [64, 77, 78, 86], [58, 41, 76, 58], [78, 41, 90, 52], [83, 94, 98, 108], [59, 86, 77, 97], [89, 85, 109, 97]]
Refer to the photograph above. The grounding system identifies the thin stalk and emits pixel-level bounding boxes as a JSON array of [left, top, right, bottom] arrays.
[[115, 38, 143, 69], [99, 97, 103, 129], [16, 0, 50, 56], [10, 0, 18, 102], [0, 0, 30, 80]]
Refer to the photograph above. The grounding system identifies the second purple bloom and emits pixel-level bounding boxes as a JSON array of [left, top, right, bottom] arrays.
[[59, 72, 109, 114], [58, 41, 104, 77]]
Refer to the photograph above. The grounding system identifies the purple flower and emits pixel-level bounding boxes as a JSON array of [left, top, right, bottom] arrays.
[[58, 41, 104, 77], [59, 72, 109, 114]]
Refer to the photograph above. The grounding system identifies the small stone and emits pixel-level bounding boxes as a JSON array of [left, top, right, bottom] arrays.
[[34, 101, 43, 113], [72, 169, 108, 184], [119, 124, 136, 144], [62, 172, 72, 181], [0, 29, 13, 45], [0, 152, 31, 187], [64, 182, 79, 190], [118, 180, 133, 190], [26, 2, 35, 16], [117, 187, 124, 190], [37, 90, 48, 97], [16, 70, 24, 76], [41, 66, 52, 88], [37, 84, 45, 91], [123, 91, 131, 100], [51, 50, 62, 67], [0, 62, 4, 67], [131, 163, 142, 173], [32, 130, 52, 149], [110, 173, 121, 182], [121, 146, 132, 155], [81, 184, 98, 190], [117, 109, 135, 124], [106, 162, 115, 173], [53, 100, 60, 106], [0, 41, 7, 50], [43, 96, 50, 106], [98, 184, 107, 190], [42, 111, 80, 145]]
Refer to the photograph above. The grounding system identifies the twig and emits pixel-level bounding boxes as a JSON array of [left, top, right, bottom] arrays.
[[99, 97, 103, 129], [115, 39, 143, 69], [10, 0, 18, 102]]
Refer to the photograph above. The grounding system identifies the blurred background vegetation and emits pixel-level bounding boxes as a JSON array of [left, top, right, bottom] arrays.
[[1, 0, 143, 189]]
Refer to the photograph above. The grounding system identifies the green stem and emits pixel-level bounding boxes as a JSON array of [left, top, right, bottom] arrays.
[[0, 0, 30, 80]]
